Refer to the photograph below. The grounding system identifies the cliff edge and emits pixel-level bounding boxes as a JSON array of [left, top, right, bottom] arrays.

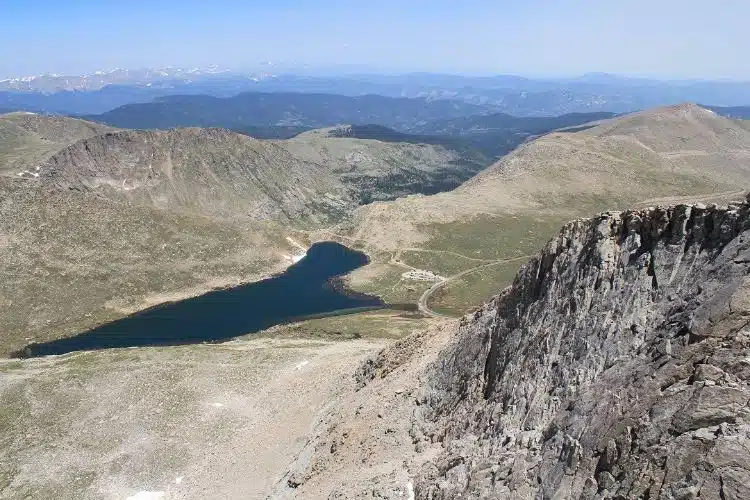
[[275, 197, 750, 499]]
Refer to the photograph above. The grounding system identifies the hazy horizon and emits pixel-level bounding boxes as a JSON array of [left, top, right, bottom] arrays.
[[2, 0, 748, 80], [5, 66, 750, 84]]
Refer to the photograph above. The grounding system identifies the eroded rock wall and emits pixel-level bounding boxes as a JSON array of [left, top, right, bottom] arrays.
[[413, 201, 750, 499]]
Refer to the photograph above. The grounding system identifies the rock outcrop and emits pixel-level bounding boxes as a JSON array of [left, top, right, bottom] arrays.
[[276, 198, 750, 499], [413, 199, 750, 498]]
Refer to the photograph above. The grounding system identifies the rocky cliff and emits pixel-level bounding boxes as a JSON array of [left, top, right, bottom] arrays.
[[412, 199, 750, 499], [276, 198, 750, 499]]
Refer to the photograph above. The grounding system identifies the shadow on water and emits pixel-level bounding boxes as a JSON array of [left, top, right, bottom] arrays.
[[14, 241, 390, 358]]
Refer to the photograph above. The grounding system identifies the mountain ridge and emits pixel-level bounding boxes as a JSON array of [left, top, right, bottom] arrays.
[[28, 123, 490, 223], [327, 103, 750, 317], [345, 103, 750, 249], [461, 103, 750, 193], [4, 71, 750, 116], [83, 92, 490, 131], [76, 93, 621, 170], [34, 126, 351, 223], [0, 111, 116, 176]]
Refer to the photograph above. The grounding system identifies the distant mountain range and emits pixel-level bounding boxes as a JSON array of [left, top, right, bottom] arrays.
[[704, 104, 750, 119], [83, 92, 488, 131], [1, 69, 750, 116], [80, 92, 616, 162], [0, 66, 276, 93]]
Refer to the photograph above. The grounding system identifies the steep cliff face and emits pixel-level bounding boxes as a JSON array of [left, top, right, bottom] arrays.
[[272, 199, 750, 499], [412, 200, 750, 498]]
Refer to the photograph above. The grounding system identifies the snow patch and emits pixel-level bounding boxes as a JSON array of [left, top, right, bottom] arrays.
[[210, 402, 224, 408], [285, 237, 307, 263], [175, 476, 184, 484], [407, 481, 415, 500], [125, 492, 165, 500], [295, 360, 309, 371], [17, 166, 40, 179]]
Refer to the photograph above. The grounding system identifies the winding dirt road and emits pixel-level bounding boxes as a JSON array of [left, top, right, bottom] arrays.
[[416, 189, 747, 317], [303, 188, 747, 319], [635, 189, 747, 207], [417, 255, 531, 317]]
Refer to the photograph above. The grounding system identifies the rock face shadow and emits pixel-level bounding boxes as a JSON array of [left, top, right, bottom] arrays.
[[15, 241, 385, 358]]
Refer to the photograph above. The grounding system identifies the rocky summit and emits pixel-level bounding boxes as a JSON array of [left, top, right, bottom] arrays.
[[278, 198, 750, 499]]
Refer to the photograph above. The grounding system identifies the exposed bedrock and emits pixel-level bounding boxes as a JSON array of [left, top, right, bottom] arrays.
[[413, 199, 750, 499]]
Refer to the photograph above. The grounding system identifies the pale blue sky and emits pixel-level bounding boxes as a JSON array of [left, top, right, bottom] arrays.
[[0, 0, 747, 79]]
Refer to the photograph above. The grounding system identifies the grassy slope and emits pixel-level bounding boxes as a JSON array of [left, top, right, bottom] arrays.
[[332, 104, 750, 315], [0, 308, 438, 499], [0, 178, 297, 354]]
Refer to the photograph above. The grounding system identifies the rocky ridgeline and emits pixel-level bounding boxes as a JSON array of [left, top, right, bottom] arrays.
[[410, 199, 750, 498]]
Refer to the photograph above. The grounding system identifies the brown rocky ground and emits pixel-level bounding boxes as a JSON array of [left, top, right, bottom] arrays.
[[0, 312, 439, 500]]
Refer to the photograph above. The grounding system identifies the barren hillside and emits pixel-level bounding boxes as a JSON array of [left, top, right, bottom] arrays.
[[37, 127, 351, 224], [0, 112, 116, 176]]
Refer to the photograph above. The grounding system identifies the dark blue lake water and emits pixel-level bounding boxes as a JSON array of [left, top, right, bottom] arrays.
[[17, 241, 386, 358]]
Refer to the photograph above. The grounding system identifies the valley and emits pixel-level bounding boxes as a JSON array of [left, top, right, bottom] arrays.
[[0, 111, 482, 355], [326, 103, 750, 315], [0, 104, 634, 355], [3, 103, 749, 352], [2, 99, 750, 499], [4, 0, 750, 496]]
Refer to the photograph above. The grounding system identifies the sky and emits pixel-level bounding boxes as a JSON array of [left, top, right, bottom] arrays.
[[0, 0, 748, 79]]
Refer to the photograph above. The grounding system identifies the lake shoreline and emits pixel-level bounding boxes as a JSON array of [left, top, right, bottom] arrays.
[[12, 241, 395, 359]]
